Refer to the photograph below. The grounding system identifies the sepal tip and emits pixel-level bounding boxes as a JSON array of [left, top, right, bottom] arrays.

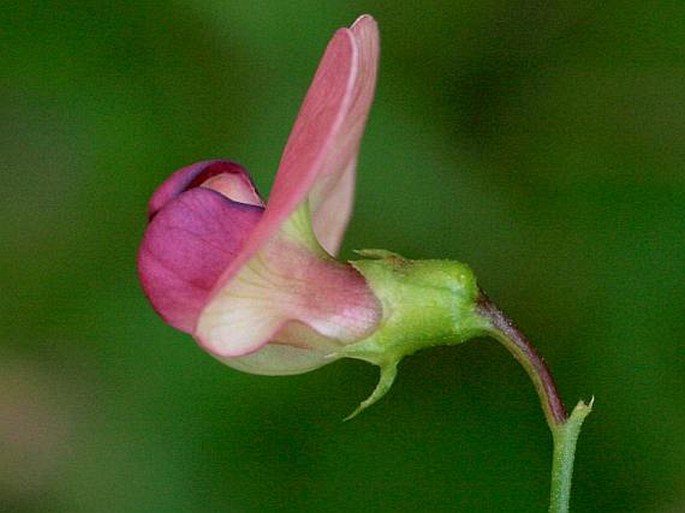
[[344, 360, 398, 421]]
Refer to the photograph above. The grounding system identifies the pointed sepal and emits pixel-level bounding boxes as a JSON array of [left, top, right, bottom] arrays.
[[344, 360, 398, 421]]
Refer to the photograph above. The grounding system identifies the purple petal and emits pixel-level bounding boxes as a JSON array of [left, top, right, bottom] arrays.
[[138, 188, 263, 333]]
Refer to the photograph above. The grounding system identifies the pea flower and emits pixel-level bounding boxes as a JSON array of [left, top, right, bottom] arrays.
[[139, 15, 384, 376], [138, 15, 592, 509], [138, 16, 489, 415], [138, 13, 585, 424]]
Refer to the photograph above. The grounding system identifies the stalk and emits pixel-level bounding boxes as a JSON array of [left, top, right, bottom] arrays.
[[476, 291, 592, 513]]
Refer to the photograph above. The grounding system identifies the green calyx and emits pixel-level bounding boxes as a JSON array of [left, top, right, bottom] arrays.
[[338, 250, 490, 418]]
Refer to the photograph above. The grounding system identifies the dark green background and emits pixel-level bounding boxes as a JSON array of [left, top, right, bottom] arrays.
[[3, 1, 684, 512]]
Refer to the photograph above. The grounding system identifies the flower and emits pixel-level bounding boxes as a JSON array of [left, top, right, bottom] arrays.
[[138, 15, 382, 375]]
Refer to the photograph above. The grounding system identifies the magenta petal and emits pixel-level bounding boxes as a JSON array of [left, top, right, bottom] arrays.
[[138, 188, 263, 333], [147, 160, 262, 219]]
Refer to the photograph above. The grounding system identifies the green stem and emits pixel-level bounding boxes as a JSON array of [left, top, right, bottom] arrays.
[[475, 291, 592, 513], [549, 401, 593, 513]]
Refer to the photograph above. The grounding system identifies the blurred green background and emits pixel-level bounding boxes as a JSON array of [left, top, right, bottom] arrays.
[[3, 1, 684, 512]]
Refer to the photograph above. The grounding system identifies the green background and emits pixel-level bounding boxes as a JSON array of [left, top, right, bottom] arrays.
[[3, 1, 684, 512]]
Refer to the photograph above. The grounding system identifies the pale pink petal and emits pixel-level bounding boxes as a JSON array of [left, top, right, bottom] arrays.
[[195, 236, 380, 358], [219, 323, 342, 375], [138, 188, 263, 333]]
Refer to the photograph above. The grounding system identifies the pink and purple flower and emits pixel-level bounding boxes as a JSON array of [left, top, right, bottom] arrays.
[[138, 16, 382, 375]]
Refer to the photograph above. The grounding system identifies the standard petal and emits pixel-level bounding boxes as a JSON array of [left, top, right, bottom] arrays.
[[138, 188, 263, 333], [308, 15, 380, 254], [211, 16, 379, 283], [201, 17, 379, 316], [274, 15, 379, 255], [147, 160, 263, 219]]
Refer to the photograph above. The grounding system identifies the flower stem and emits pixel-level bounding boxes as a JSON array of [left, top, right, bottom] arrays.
[[476, 291, 566, 427], [475, 290, 592, 513]]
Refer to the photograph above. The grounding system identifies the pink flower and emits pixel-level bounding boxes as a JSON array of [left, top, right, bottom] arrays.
[[138, 16, 382, 375]]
